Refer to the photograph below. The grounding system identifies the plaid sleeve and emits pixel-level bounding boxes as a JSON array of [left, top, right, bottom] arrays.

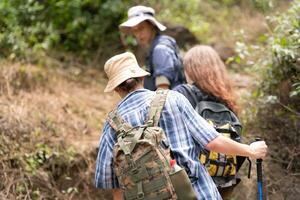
[[95, 122, 119, 189], [176, 92, 220, 148]]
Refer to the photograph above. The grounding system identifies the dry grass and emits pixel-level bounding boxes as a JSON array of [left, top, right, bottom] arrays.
[[0, 61, 118, 199]]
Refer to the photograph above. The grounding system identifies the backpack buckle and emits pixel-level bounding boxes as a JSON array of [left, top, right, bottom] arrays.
[[137, 181, 144, 199], [160, 139, 169, 149], [137, 192, 144, 199], [146, 119, 154, 126], [125, 154, 137, 171]]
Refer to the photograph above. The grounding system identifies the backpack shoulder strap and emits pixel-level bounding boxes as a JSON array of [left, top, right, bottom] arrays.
[[179, 84, 200, 107], [107, 108, 132, 136], [146, 89, 169, 126]]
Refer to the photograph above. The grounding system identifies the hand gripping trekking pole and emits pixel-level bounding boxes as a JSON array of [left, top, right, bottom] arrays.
[[255, 138, 264, 200]]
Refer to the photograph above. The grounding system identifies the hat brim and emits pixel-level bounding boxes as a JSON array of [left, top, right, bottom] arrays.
[[119, 16, 166, 34], [104, 68, 150, 93]]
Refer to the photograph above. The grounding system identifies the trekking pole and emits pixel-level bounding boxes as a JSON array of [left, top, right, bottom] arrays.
[[255, 138, 264, 200]]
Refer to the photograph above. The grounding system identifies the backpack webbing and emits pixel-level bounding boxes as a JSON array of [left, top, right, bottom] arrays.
[[196, 101, 242, 130], [107, 109, 132, 137], [146, 89, 169, 126], [107, 89, 169, 136]]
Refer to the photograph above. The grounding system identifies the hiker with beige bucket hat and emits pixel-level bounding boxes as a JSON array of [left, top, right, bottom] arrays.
[[119, 5, 186, 91], [94, 52, 268, 200]]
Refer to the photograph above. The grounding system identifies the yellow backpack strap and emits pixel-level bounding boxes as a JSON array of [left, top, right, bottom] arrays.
[[146, 89, 169, 126], [107, 108, 132, 137]]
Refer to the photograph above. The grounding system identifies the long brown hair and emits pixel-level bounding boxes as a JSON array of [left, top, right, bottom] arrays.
[[184, 45, 239, 113]]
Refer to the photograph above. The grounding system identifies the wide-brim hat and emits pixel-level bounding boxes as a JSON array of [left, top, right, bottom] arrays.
[[104, 52, 150, 92], [119, 5, 166, 34]]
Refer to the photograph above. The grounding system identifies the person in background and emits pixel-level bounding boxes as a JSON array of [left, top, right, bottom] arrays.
[[173, 45, 245, 198], [95, 52, 268, 200], [119, 5, 185, 91]]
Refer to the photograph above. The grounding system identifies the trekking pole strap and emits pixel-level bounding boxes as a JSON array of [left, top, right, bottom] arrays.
[[247, 157, 252, 179]]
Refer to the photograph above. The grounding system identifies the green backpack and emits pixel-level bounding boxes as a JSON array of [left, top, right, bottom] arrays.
[[107, 90, 197, 200]]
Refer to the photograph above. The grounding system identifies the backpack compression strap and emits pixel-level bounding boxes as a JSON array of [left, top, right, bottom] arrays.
[[107, 109, 132, 136], [146, 89, 169, 126], [108, 109, 144, 155], [197, 101, 230, 114]]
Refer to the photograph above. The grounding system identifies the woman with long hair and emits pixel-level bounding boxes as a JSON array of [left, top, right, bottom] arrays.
[[173, 45, 242, 199], [174, 45, 238, 114]]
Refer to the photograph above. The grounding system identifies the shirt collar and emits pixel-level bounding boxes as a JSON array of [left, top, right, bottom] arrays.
[[117, 88, 149, 107]]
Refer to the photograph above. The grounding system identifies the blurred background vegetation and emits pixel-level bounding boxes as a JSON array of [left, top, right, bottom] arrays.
[[0, 0, 290, 64], [0, 0, 299, 199], [0, 0, 128, 63]]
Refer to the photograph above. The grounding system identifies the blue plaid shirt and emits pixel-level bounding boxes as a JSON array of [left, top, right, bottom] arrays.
[[95, 89, 222, 200]]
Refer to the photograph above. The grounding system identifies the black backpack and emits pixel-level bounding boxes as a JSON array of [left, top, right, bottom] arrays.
[[196, 101, 246, 188], [177, 84, 245, 188]]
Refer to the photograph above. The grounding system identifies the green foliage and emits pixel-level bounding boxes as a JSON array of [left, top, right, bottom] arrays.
[[251, 0, 276, 12], [25, 143, 52, 173], [233, 1, 300, 100], [290, 82, 300, 97], [0, 0, 286, 61], [255, 0, 300, 98], [0, 0, 128, 61], [23, 143, 76, 173]]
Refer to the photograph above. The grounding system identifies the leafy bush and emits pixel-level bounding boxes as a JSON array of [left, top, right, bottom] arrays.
[[0, 0, 286, 62], [255, 0, 300, 99], [234, 3, 300, 197], [0, 0, 129, 61]]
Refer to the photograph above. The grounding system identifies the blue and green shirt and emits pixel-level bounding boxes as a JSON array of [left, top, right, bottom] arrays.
[[144, 35, 185, 90]]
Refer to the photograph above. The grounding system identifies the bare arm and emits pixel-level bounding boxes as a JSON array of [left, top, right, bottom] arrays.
[[113, 189, 123, 200], [205, 135, 268, 160]]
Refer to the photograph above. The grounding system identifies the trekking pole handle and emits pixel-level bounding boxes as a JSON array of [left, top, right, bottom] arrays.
[[255, 138, 263, 160], [255, 137, 263, 171]]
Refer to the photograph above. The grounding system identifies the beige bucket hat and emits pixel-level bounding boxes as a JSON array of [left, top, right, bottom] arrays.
[[119, 5, 166, 33], [104, 52, 150, 92]]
